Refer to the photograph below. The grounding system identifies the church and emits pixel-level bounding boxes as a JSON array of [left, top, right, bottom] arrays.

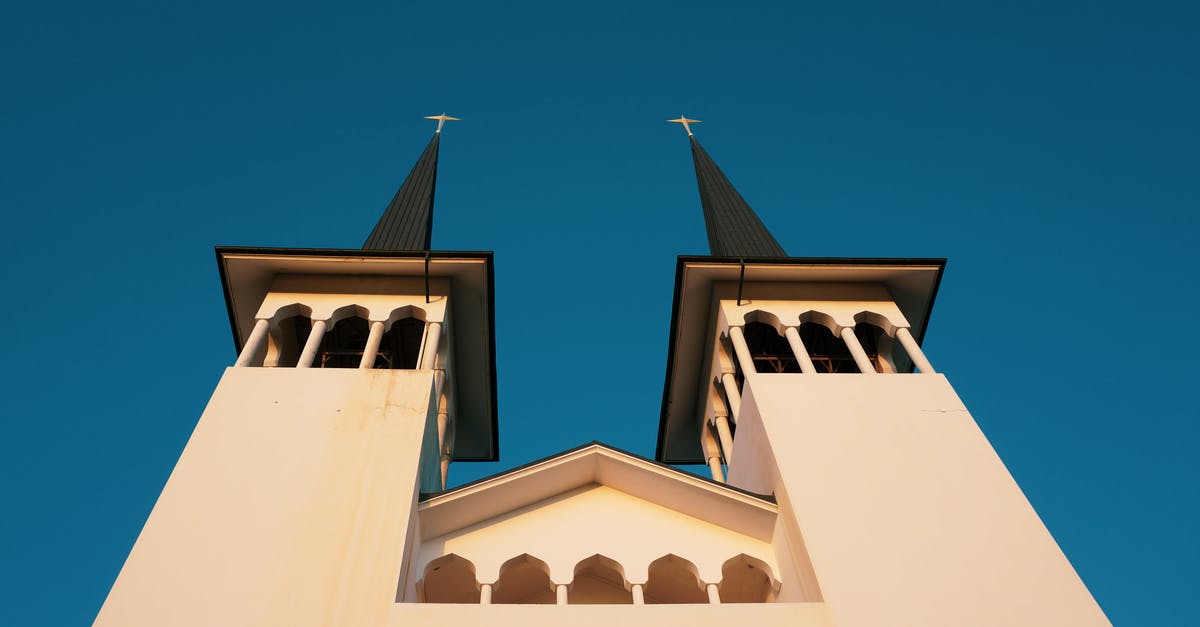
[[94, 115, 1110, 626]]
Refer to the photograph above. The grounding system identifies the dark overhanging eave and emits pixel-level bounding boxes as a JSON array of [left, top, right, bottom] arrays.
[[654, 254, 947, 463]]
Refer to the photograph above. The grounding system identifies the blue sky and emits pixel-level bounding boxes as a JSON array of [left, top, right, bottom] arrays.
[[1, 1, 1197, 624]]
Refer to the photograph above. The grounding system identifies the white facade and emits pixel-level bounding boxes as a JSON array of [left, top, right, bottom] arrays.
[[94, 251, 1109, 626]]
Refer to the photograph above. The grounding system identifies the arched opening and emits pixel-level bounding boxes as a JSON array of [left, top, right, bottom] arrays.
[[798, 322, 858, 373], [569, 555, 632, 604], [418, 554, 480, 603], [742, 321, 800, 373], [380, 318, 426, 370], [644, 555, 707, 604], [269, 314, 312, 368], [318, 315, 371, 368], [493, 554, 555, 604], [853, 322, 890, 373], [718, 555, 775, 603]]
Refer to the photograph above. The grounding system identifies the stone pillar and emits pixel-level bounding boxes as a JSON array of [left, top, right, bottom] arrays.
[[713, 416, 735, 465], [700, 422, 725, 483], [437, 392, 451, 491], [556, 584, 568, 605], [895, 327, 936, 373], [706, 583, 721, 604], [420, 322, 442, 370], [841, 327, 877, 374], [784, 326, 818, 374], [296, 320, 327, 369], [720, 374, 741, 420], [234, 319, 270, 367], [358, 321, 385, 369], [479, 583, 492, 604], [631, 584, 645, 605], [728, 326, 756, 377]]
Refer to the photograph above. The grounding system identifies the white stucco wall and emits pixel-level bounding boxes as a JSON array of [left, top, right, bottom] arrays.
[[388, 602, 834, 626], [716, 282, 911, 334], [255, 274, 449, 324], [727, 374, 1110, 626], [95, 367, 436, 627]]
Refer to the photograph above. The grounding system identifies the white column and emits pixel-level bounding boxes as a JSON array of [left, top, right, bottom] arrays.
[[840, 327, 876, 374], [631, 584, 645, 605], [479, 583, 492, 604], [235, 319, 270, 367], [706, 583, 721, 604], [439, 457, 451, 491], [296, 320, 327, 368], [895, 327, 936, 373], [720, 373, 741, 420], [783, 326, 818, 374], [358, 320, 385, 369], [437, 402, 450, 491], [556, 584, 568, 605], [420, 321, 442, 370], [700, 422, 725, 483], [728, 326, 756, 377], [713, 416, 734, 465]]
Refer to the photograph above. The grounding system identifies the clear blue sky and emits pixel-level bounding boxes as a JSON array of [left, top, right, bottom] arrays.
[[1, 1, 1196, 624]]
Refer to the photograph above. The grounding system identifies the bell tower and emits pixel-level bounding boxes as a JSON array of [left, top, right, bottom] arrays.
[[657, 120, 1109, 625], [95, 117, 497, 626]]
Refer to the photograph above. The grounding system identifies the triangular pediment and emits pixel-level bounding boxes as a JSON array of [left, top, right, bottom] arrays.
[[418, 443, 776, 541]]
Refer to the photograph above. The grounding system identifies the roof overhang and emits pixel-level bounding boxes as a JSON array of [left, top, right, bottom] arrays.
[[215, 246, 498, 461], [656, 255, 947, 464], [419, 442, 777, 541]]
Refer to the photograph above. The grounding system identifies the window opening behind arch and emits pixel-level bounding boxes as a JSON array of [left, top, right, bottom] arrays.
[[319, 316, 371, 368], [382, 318, 426, 370], [798, 323, 858, 373], [644, 556, 707, 604], [272, 314, 312, 368], [743, 321, 801, 373]]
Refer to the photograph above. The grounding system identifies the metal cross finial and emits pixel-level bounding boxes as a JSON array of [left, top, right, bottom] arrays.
[[668, 115, 702, 136], [424, 113, 461, 133]]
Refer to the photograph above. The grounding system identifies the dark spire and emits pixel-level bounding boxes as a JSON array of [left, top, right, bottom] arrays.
[[689, 135, 787, 257], [363, 132, 440, 251]]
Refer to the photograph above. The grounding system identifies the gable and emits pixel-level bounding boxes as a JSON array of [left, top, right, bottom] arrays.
[[416, 483, 777, 586]]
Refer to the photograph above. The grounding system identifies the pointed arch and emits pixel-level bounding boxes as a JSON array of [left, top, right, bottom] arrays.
[[326, 304, 371, 328], [852, 310, 897, 336], [418, 554, 480, 603], [269, 302, 313, 321], [569, 554, 632, 604], [384, 305, 427, 329], [853, 311, 906, 373], [718, 554, 779, 603], [644, 554, 707, 604], [796, 310, 839, 335], [318, 305, 373, 368], [264, 303, 313, 368], [493, 554, 555, 604], [742, 310, 785, 335]]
